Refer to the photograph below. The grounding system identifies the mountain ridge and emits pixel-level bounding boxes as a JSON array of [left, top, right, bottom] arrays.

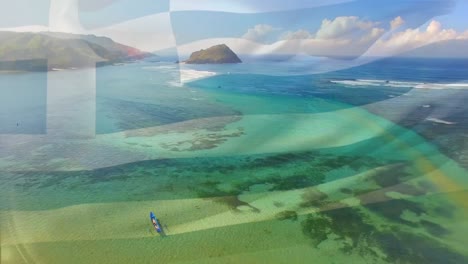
[[0, 31, 154, 71]]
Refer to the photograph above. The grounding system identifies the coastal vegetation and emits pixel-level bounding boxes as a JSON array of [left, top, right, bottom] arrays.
[[0, 31, 153, 71]]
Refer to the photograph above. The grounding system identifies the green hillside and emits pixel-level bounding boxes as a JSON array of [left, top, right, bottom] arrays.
[[0, 31, 153, 71]]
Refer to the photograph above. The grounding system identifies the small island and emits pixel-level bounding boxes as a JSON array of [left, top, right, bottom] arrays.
[[185, 44, 242, 64]]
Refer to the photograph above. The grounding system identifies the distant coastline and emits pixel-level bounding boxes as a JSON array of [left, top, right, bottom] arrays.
[[0, 31, 155, 72]]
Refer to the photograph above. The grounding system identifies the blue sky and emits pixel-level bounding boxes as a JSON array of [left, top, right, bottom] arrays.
[[78, 0, 169, 29], [0, 0, 463, 29], [437, 0, 468, 31], [1, 0, 467, 57], [0, 0, 50, 27], [169, 0, 354, 13], [170, 0, 457, 44]]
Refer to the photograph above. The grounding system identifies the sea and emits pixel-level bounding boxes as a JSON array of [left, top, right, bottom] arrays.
[[1, 56, 467, 263]]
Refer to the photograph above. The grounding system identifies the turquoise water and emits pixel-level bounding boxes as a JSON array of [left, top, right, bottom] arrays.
[[1, 59, 468, 263]]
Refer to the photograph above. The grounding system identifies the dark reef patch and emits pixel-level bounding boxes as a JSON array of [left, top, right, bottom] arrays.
[[160, 128, 245, 151], [364, 199, 425, 225], [389, 183, 426, 196], [339, 188, 353, 194], [420, 220, 450, 237], [269, 173, 325, 191], [194, 183, 259, 211], [371, 163, 410, 188], [246, 152, 314, 168], [273, 201, 284, 208], [212, 196, 259, 212], [417, 180, 438, 192], [323, 207, 375, 248], [3, 149, 418, 213], [301, 207, 374, 249], [275, 210, 298, 221], [301, 216, 331, 247], [433, 203, 456, 219], [301, 205, 467, 263], [373, 231, 466, 264], [300, 188, 329, 208]]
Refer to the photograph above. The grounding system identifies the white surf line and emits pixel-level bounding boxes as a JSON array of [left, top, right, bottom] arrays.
[[425, 117, 456, 125], [358, 81, 466, 127], [2, 164, 466, 246], [179, 69, 217, 83], [330, 79, 468, 90]]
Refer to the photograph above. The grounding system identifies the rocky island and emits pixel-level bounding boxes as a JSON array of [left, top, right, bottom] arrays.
[[185, 44, 242, 64]]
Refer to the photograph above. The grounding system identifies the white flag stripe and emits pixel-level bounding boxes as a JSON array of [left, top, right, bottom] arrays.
[[94, 12, 175, 52], [170, 0, 355, 13]]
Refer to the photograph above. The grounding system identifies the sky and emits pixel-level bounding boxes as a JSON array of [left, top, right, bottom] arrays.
[[0, 0, 467, 57], [436, 0, 468, 31]]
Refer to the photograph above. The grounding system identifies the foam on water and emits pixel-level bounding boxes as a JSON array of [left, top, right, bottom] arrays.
[[331, 79, 468, 90], [179, 69, 217, 83], [426, 117, 457, 125]]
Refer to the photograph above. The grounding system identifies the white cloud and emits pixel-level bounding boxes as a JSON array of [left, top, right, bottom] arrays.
[[78, 0, 118, 11], [242, 24, 280, 43], [369, 20, 468, 56], [1, 0, 85, 34], [280, 29, 313, 40], [390, 16, 405, 30], [95, 13, 176, 52], [426, 20, 442, 34], [359, 27, 385, 43], [184, 17, 468, 59], [459, 30, 468, 39], [279, 16, 384, 44], [315, 16, 377, 39], [222, 16, 385, 58]]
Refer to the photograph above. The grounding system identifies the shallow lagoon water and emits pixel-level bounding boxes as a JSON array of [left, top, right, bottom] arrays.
[[1, 59, 468, 263]]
